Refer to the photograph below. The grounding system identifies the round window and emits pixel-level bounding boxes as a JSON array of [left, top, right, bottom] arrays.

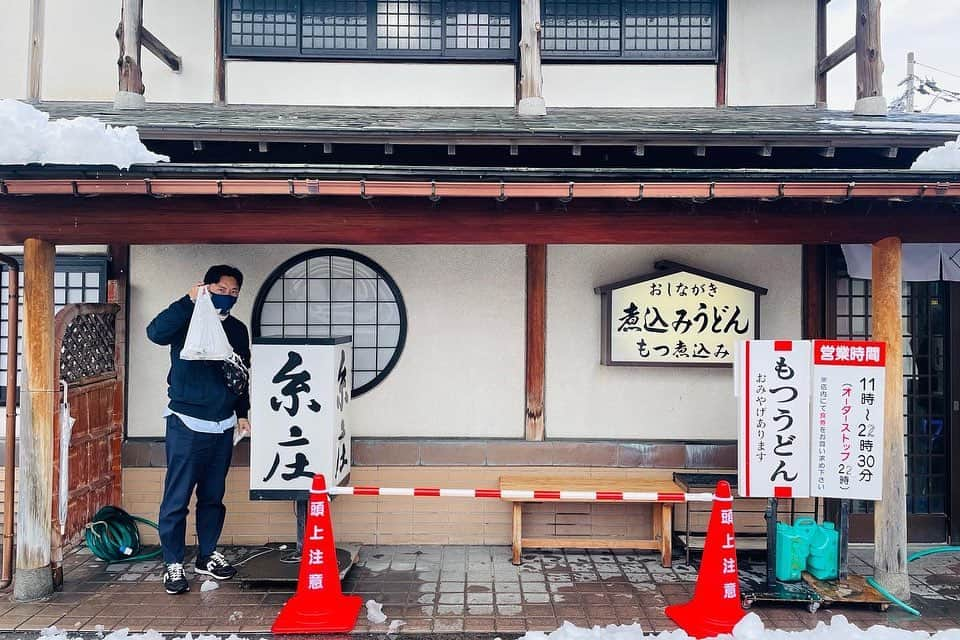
[[252, 249, 407, 397]]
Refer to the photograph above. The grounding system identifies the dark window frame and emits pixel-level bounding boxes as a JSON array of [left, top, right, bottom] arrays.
[[826, 247, 952, 543], [223, 0, 520, 61], [540, 0, 720, 62], [0, 256, 109, 405], [251, 248, 408, 398]]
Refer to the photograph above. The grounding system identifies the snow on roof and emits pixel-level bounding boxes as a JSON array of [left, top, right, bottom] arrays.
[[0, 100, 168, 169], [820, 118, 960, 133], [911, 136, 960, 171]]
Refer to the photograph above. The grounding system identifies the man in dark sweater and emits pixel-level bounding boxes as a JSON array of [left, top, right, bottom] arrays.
[[147, 265, 251, 595]]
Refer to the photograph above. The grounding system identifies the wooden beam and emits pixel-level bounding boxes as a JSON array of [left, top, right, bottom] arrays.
[[871, 236, 909, 599], [816, 0, 828, 106], [214, 0, 226, 105], [2, 197, 960, 245], [140, 26, 181, 72], [854, 0, 886, 115], [517, 0, 546, 115], [14, 238, 55, 601], [115, 0, 145, 109], [525, 245, 546, 441], [818, 35, 856, 75], [27, 0, 44, 101]]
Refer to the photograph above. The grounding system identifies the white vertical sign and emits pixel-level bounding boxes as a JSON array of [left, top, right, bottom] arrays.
[[250, 338, 352, 498], [736, 340, 812, 498], [811, 340, 886, 500]]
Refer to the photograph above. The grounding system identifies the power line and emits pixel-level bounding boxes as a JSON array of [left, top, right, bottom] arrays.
[[915, 60, 960, 81]]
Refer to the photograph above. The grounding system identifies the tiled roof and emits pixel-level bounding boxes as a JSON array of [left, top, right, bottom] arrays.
[[34, 102, 960, 148]]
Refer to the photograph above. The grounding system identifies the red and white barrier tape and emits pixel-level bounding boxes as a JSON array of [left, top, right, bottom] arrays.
[[317, 486, 718, 503]]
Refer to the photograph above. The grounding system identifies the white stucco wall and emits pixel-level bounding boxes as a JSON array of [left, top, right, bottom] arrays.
[[38, 0, 212, 103], [225, 61, 516, 106], [128, 245, 525, 438], [141, 0, 216, 103], [41, 0, 119, 101], [542, 65, 716, 108], [726, 0, 816, 106], [20, 0, 819, 108], [0, 1, 31, 100], [546, 245, 802, 441]]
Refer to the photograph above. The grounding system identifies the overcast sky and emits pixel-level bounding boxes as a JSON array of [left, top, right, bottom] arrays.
[[826, 0, 960, 113]]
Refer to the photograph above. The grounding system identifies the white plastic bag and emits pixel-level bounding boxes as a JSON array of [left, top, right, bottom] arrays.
[[180, 287, 234, 361]]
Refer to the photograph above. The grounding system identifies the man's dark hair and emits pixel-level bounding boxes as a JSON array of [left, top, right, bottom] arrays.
[[204, 265, 244, 289]]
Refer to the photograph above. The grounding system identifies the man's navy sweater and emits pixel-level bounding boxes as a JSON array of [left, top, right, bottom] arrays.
[[147, 295, 251, 422]]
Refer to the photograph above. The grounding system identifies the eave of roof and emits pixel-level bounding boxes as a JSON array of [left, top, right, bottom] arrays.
[[2, 170, 958, 200], [2, 164, 959, 181], [33, 102, 960, 149]]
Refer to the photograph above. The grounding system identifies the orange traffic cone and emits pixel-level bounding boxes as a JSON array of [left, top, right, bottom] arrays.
[[665, 480, 746, 638], [272, 474, 363, 634]]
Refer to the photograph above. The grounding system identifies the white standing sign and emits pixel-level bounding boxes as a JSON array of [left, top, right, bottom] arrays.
[[736, 340, 812, 498], [250, 337, 352, 499], [811, 340, 886, 500]]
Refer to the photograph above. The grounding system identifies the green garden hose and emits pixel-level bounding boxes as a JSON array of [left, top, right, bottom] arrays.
[[907, 546, 960, 562], [84, 506, 162, 563], [864, 546, 960, 617], [866, 576, 921, 617]]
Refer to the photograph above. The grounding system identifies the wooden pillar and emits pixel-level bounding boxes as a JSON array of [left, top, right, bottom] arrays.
[[801, 245, 827, 340], [525, 245, 546, 440], [27, 0, 44, 101], [715, 0, 727, 107], [871, 237, 909, 600], [854, 0, 886, 115], [214, 0, 226, 105], [115, 0, 146, 109], [517, 0, 546, 116], [14, 239, 55, 601], [108, 243, 129, 503], [815, 0, 828, 107]]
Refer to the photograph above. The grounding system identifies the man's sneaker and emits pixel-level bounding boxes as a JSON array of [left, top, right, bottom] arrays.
[[163, 563, 190, 594], [195, 550, 237, 580]]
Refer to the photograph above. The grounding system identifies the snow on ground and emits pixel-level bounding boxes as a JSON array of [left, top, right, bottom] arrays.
[[0, 99, 168, 168], [31, 613, 960, 640], [516, 614, 960, 640], [911, 136, 960, 171], [38, 630, 262, 640], [365, 598, 388, 623]]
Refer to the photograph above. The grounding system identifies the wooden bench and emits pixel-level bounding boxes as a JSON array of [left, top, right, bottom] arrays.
[[499, 474, 683, 567]]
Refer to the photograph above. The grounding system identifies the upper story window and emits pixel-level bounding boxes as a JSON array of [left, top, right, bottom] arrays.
[[541, 0, 717, 60], [225, 0, 516, 60]]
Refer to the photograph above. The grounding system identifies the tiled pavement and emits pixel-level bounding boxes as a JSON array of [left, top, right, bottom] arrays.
[[0, 545, 957, 636]]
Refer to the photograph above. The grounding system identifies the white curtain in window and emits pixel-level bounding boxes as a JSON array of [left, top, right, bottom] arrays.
[[840, 244, 960, 281]]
